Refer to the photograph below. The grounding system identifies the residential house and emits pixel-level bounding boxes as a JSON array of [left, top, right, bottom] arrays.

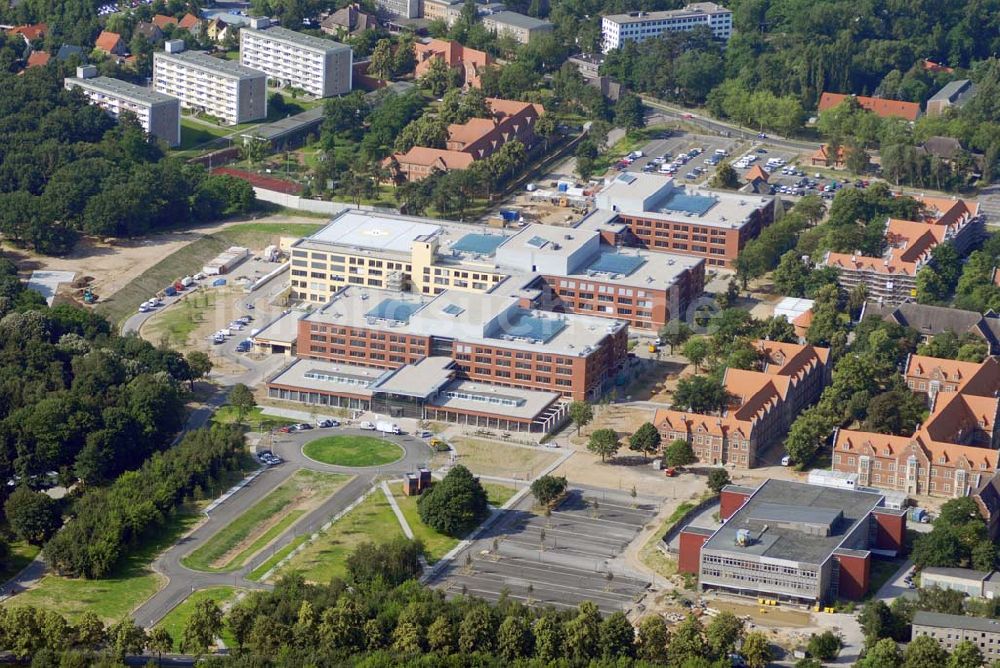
[[24, 51, 50, 69], [178, 13, 204, 35], [744, 164, 770, 193], [817, 92, 921, 122], [862, 301, 1000, 355], [206, 17, 231, 43], [923, 60, 955, 75], [321, 4, 378, 36], [655, 340, 831, 467], [385, 97, 543, 182], [95, 31, 127, 56], [414, 38, 492, 88], [810, 143, 847, 167], [152, 14, 179, 30], [8, 22, 47, 45], [833, 355, 1000, 497], [135, 21, 164, 43], [56, 44, 84, 61], [926, 80, 977, 117], [821, 194, 983, 304]]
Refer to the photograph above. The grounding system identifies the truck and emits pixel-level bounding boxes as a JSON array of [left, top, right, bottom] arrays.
[[164, 285, 177, 297], [376, 421, 401, 435], [807, 469, 858, 490], [181, 276, 194, 287]]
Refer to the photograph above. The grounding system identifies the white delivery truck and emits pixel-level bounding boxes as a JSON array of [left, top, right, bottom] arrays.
[[376, 421, 401, 435]]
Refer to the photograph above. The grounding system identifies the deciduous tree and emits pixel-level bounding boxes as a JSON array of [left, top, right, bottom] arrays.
[[587, 428, 620, 462]]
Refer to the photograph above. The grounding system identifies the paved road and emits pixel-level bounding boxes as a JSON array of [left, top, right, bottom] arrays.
[[133, 427, 435, 627]]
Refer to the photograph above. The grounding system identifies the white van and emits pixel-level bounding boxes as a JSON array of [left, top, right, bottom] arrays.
[[359, 421, 376, 430]]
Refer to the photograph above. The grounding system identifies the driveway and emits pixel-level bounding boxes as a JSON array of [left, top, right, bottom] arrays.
[[875, 558, 916, 603]]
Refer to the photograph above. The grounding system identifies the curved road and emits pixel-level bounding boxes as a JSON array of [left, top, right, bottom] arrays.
[[133, 428, 435, 627]]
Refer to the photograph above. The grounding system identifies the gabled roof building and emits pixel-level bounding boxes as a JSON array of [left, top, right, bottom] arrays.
[[818, 92, 920, 121]]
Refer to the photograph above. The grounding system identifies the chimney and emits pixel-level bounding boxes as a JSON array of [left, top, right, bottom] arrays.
[[164, 39, 185, 54], [76, 65, 97, 79]]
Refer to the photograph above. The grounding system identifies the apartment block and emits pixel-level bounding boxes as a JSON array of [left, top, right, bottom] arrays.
[[240, 18, 352, 98], [833, 356, 1000, 498], [912, 612, 1000, 662], [589, 172, 776, 269], [154, 41, 266, 125], [655, 340, 830, 467], [65, 66, 180, 146], [480, 11, 554, 44], [678, 480, 905, 603], [601, 2, 732, 53], [288, 209, 704, 331], [296, 286, 628, 401], [822, 194, 983, 304], [375, 0, 420, 19]]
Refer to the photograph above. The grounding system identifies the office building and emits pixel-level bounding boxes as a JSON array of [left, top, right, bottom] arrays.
[[154, 41, 267, 125], [912, 611, 1000, 661], [655, 340, 830, 467], [919, 567, 1000, 598], [374, 0, 420, 19], [480, 11, 554, 44], [678, 479, 906, 603], [240, 18, 352, 98], [833, 355, 1000, 498], [601, 2, 732, 53], [588, 172, 777, 269], [295, 285, 628, 401], [65, 66, 180, 146], [288, 209, 704, 331]]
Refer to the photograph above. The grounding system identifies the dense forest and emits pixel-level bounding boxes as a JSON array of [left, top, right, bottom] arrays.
[[0, 65, 255, 255]]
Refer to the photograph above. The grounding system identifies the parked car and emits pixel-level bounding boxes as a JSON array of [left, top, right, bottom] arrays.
[[295, 423, 312, 431], [317, 419, 340, 428], [359, 421, 376, 430], [277, 426, 292, 433], [235, 341, 251, 353], [781, 455, 792, 466]]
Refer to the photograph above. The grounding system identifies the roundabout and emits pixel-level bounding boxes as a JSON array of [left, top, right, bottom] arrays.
[[302, 434, 405, 467]]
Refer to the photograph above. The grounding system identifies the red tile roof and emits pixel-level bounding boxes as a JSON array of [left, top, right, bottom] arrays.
[[745, 164, 769, 183], [152, 14, 178, 29], [389, 147, 475, 170], [179, 12, 202, 29], [10, 23, 47, 41], [923, 60, 955, 74], [26, 51, 51, 68], [95, 31, 124, 53], [818, 92, 921, 121]]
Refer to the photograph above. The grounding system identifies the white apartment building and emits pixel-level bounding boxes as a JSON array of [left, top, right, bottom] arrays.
[[65, 66, 181, 146], [153, 40, 267, 125], [240, 18, 352, 98], [375, 0, 420, 19], [601, 2, 733, 52]]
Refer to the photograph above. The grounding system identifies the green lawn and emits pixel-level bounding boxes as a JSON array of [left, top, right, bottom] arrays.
[[211, 405, 298, 432], [95, 221, 323, 326], [391, 490, 459, 563], [246, 534, 309, 582], [155, 587, 240, 651], [182, 470, 349, 572], [482, 482, 518, 507], [303, 435, 404, 467], [179, 117, 232, 150], [278, 490, 403, 583], [5, 511, 201, 623], [142, 289, 222, 348], [0, 540, 40, 583]]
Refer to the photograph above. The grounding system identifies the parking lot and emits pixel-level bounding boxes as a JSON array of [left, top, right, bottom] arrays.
[[431, 485, 660, 613], [729, 143, 867, 199], [621, 132, 747, 185]]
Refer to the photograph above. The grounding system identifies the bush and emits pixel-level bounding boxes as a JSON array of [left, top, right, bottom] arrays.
[[707, 468, 732, 494], [664, 439, 696, 468], [530, 475, 568, 507], [5, 487, 62, 545], [417, 465, 489, 537], [346, 536, 424, 587], [806, 630, 842, 661]]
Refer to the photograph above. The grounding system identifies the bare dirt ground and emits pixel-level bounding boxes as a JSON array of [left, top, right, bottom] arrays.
[[6, 214, 319, 305]]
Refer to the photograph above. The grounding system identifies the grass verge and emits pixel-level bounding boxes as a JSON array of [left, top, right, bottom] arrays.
[[278, 490, 402, 583], [637, 500, 698, 579], [155, 587, 240, 651], [482, 482, 518, 507], [211, 405, 298, 432], [142, 289, 222, 348], [4, 511, 200, 623], [391, 489, 459, 563], [302, 435, 403, 467], [0, 540, 40, 583], [181, 470, 349, 572], [246, 534, 308, 582]]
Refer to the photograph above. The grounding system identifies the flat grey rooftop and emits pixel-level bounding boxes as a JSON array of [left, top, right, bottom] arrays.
[[702, 479, 883, 566], [604, 2, 729, 22], [156, 49, 265, 79], [913, 611, 1000, 633], [66, 75, 178, 106], [485, 11, 552, 29], [371, 357, 455, 398], [922, 566, 990, 580], [252, 310, 303, 345], [244, 24, 350, 52], [266, 358, 387, 396]]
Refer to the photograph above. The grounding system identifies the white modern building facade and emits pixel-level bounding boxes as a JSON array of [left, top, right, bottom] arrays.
[[65, 66, 181, 146], [240, 18, 352, 98], [601, 2, 733, 52], [153, 40, 267, 125]]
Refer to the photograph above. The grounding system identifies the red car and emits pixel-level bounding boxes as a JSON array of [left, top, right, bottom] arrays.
[[277, 426, 292, 433]]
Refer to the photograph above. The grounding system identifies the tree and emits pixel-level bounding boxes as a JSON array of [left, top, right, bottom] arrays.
[[858, 638, 903, 668], [742, 631, 772, 668], [182, 598, 224, 655], [673, 375, 731, 413], [784, 407, 837, 468], [4, 486, 61, 545], [426, 615, 455, 653], [228, 383, 256, 423], [147, 627, 173, 666], [669, 615, 706, 665], [664, 439, 697, 467], [568, 401, 593, 435], [903, 634, 948, 668], [418, 464, 489, 537], [707, 468, 732, 494], [858, 600, 908, 646], [629, 422, 661, 460], [533, 615, 565, 662], [185, 351, 212, 391], [947, 640, 985, 668], [565, 601, 601, 663], [75, 612, 106, 648], [109, 618, 147, 661], [710, 160, 740, 189], [682, 337, 711, 371], [369, 38, 393, 81], [587, 428, 620, 462], [600, 611, 635, 659], [345, 536, 423, 586], [705, 610, 743, 658], [637, 615, 669, 663], [458, 606, 495, 654], [530, 475, 568, 507], [660, 321, 693, 354], [497, 615, 533, 662], [863, 388, 925, 435], [239, 136, 269, 165], [615, 91, 645, 131], [807, 630, 842, 661]]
